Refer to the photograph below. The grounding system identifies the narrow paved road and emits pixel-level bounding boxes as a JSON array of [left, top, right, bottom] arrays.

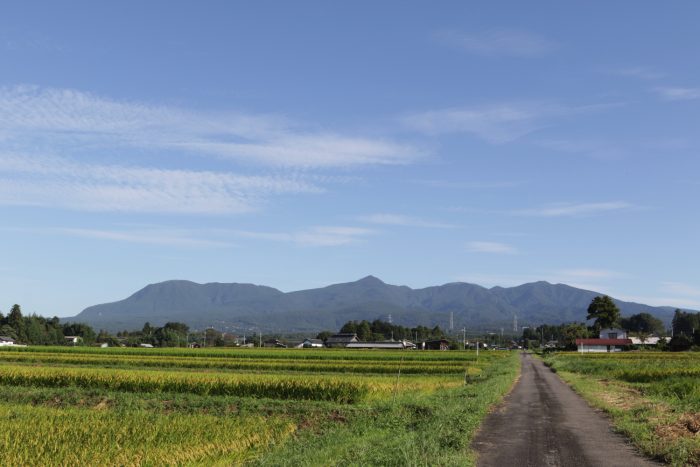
[[472, 353, 659, 467]]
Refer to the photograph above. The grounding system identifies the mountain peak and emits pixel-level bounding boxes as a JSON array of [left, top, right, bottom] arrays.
[[356, 275, 385, 285]]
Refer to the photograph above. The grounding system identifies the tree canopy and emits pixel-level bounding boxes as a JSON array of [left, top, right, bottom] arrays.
[[586, 296, 621, 330]]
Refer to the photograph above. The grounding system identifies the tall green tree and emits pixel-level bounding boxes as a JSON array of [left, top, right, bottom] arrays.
[[586, 295, 621, 330], [620, 312, 666, 335], [7, 304, 27, 343]]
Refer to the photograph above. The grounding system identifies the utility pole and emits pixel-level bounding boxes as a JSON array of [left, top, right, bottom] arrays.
[[462, 327, 466, 350], [449, 312, 454, 331], [259, 331, 262, 348], [513, 313, 518, 333]]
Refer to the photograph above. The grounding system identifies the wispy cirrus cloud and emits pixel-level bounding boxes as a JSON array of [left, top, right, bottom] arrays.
[[654, 86, 700, 101], [516, 201, 633, 217], [661, 282, 700, 297], [435, 29, 556, 57], [402, 101, 619, 143], [466, 241, 517, 254], [233, 226, 375, 247], [557, 269, 626, 280], [0, 152, 319, 214], [606, 66, 665, 80], [358, 213, 456, 229], [537, 139, 624, 160], [47, 227, 234, 248], [0, 85, 421, 168], [410, 179, 524, 189]]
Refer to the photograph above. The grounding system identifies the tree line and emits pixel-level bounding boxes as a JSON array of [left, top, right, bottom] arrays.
[[328, 319, 446, 342], [0, 304, 95, 345], [522, 295, 698, 351]]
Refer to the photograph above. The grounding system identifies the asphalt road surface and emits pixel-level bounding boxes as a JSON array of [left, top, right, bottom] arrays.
[[472, 353, 659, 467]]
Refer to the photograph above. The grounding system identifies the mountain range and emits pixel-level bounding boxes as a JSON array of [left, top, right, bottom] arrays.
[[66, 276, 683, 334]]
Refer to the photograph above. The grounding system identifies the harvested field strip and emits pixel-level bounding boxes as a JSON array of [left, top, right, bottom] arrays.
[[0, 351, 470, 374], [0, 364, 463, 402], [0, 345, 479, 362], [0, 402, 295, 466]]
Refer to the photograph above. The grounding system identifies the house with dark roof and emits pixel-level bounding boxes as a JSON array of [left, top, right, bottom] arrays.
[[422, 339, 450, 351], [575, 338, 633, 353], [0, 336, 16, 346], [576, 328, 633, 353], [324, 333, 359, 348], [302, 338, 324, 348], [345, 340, 416, 350]]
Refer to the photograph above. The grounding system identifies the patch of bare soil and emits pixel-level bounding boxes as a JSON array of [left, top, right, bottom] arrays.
[[656, 413, 700, 440]]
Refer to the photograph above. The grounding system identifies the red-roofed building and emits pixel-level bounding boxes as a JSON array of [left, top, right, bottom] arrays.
[[575, 338, 633, 353]]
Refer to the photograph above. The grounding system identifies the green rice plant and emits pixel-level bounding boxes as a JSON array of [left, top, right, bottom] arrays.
[[0, 402, 295, 466]]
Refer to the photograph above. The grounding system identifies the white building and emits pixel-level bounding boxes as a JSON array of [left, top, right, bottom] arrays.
[[0, 336, 16, 346], [599, 328, 628, 339]]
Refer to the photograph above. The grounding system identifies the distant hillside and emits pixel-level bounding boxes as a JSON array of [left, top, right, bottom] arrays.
[[65, 276, 683, 333]]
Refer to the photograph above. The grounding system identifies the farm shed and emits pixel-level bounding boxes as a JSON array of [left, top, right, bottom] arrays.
[[575, 338, 633, 353], [345, 340, 415, 350], [325, 333, 359, 348], [422, 339, 449, 351], [0, 336, 16, 346], [598, 328, 628, 339], [64, 336, 82, 346], [264, 339, 287, 348], [302, 338, 324, 348]]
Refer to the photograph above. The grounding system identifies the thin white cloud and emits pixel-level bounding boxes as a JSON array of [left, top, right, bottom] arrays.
[[402, 102, 618, 143], [616, 294, 700, 310], [466, 241, 517, 254], [661, 282, 700, 297], [358, 213, 455, 229], [0, 152, 319, 214], [411, 179, 524, 189], [233, 226, 375, 247], [557, 269, 626, 280], [537, 139, 624, 160], [654, 87, 700, 101], [606, 66, 665, 80], [517, 201, 633, 217], [49, 227, 234, 248], [0, 85, 421, 168], [435, 29, 556, 57]]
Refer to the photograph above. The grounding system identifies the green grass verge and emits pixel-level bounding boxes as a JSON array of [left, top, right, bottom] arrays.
[[543, 353, 700, 466]]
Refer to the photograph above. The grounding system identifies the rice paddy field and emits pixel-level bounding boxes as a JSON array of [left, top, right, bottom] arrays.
[[0, 346, 519, 466], [543, 352, 700, 466]]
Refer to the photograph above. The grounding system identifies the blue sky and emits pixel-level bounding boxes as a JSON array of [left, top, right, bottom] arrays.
[[1, 1, 699, 317]]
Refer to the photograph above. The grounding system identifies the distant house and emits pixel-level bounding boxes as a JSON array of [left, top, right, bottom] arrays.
[[264, 339, 287, 348], [325, 333, 359, 348], [599, 328, 628, 340], [64, 336, 82, 346], [629, 336, 667, 346], [575, 338, 632, 353], [302, 338, 324, 348], [346, 340, 415, 350], [0, 336, 16, 346], [422, 339, 449, 351], [139, 343, 154, 348], [188, 342, 201, 348]]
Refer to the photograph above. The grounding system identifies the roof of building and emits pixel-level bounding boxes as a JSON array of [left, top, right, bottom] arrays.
[[346, 342, 407, 349], [0, 336, 15, 342], [326, 333, 358, 343], [303, 338, 324, 344], [575, 338, 633, 345]]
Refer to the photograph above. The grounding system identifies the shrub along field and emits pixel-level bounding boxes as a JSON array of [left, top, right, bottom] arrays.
[[543, 352, 700, 466], [0, 346, 519, 466]]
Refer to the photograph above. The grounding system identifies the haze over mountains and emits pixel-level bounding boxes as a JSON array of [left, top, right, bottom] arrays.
[[67, 276, 682, 333]]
